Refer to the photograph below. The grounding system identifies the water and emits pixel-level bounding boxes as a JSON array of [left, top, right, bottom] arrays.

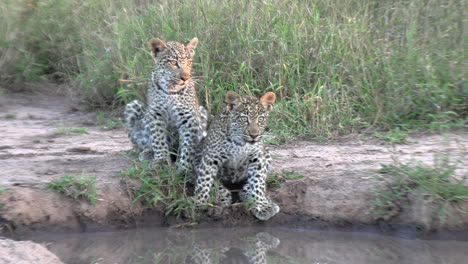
[[25, 227, 467, 264]]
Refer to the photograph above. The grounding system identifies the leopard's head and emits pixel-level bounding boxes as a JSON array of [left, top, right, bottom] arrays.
[[225, 91, 276, 144], [148, 37, 198, 90]]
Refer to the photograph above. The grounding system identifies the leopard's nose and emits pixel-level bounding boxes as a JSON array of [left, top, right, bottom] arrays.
[[180, 73, 191, 81], [248, 125, 260, 140], [249, 131, 259, 139]]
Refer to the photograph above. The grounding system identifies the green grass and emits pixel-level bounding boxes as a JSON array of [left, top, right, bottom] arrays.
[[54, 125, 89, 135], [4, 113, 16, 119], [267, 170, 304, 187], [0, 187, 9, 210], [372, 128, 415, 144], [96, 112, 123, 130], [1, 0, 466, 139], [374, 156, 468, 218], [48, 172, 100, 205], [119, 161, 197, 220]]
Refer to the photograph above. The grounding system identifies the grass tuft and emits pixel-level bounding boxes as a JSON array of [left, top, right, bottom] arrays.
[[96, 111, 123, 130], [372, 128, 415, 144], [374, 155, 468, 217], [267, 170, 304, 187], [54, 125, 89, 135], [4, 113, 16, 119], [48, 172, 100, 205], [119, 161, 197, 220]]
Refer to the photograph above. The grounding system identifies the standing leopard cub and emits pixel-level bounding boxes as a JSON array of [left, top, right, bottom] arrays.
[[125, 37, 207, 171], [193, 91, 279, 221]]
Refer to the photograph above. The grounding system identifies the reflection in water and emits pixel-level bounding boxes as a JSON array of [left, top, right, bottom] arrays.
[[188, 232, 279, 264], [23, 227, 467, 264]]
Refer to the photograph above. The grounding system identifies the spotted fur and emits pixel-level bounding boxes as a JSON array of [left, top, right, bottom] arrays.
[[190, 232, 279, 264], [124, 37, 207, 171], [193, 91, 279, 221]]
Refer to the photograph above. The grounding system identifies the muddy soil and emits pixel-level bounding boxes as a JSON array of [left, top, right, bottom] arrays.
[[0, 86, 467, 236]]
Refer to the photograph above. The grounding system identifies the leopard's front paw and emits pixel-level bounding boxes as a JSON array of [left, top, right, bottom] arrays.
[[251, 201, 280, 221], [255, 232, 280, 249], [217, 186, 232, 207]]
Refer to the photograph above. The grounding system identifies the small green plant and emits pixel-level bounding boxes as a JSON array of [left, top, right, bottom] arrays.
[[48, 172, 100, 205], [242, 197, 256, 211], [266, 175, 282, 188], [267, 170, 304, 187], [120, 161, 197, 219], [96, 112, 123, 130], [54, 125, 89, 135], [263, 132, 295, 145], [0, 187, 9, 210], [4, 113, 16, 119], [374, 155, 468, 217], [27, 113, 39, 119], [373, 128, 414, 144]]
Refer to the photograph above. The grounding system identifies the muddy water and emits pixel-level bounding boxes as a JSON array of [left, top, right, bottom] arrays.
[[22, 227, 467, 264]]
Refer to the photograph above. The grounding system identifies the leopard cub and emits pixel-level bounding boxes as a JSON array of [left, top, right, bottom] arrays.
[[193, 91, 279, 221], [124, 37, 207, 172]]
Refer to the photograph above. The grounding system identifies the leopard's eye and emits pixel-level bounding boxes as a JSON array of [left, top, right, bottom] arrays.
[[258, 116, 265, 123], [240, 116, 249, 123], [168, 60, 178, 67], [187, 60, 193, 67]]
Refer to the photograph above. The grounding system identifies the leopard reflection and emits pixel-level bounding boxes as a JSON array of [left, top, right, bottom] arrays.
[[188, 232, 280, 264]]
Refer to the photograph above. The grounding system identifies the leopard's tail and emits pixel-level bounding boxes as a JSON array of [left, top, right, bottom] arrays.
[[124, 100, 150, 150], [124, 100, 145, 129]]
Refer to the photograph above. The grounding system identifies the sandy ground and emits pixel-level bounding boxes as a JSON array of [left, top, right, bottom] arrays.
[[0, 86, 467, 235]]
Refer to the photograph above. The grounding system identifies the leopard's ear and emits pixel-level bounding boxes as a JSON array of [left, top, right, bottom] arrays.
[[226, 91, 242, 110], [186, 37, 199, 57], [148, 38, 167, 57], [260, 92, 276, 111]]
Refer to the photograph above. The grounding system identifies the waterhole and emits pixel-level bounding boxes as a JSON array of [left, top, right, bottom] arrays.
[[22, 227, 467, 264]]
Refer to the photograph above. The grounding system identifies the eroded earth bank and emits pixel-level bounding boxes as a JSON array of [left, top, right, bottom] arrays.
[[1, 87, 467, 239]]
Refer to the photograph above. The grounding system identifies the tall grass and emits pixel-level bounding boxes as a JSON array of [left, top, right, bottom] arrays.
[[1, 0, 465, 138]]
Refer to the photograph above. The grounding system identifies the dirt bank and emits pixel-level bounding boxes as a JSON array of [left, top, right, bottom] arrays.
[[0, 86, 467, 236]]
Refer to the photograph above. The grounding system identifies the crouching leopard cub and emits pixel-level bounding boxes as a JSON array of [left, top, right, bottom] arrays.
[[193, 91, 279, 221], [124, 37, 207, 172]]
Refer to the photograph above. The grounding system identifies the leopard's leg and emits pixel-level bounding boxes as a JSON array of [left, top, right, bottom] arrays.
[[198, 106, 209, 139], [245, 232, 280, 264], [177, 112, 204, 173], [239, 149, 279, 221], [217, 183, 232, 207], [191, 246, 214, 264], [194, 155, 221, 205], [147, 106, 171, 166]]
